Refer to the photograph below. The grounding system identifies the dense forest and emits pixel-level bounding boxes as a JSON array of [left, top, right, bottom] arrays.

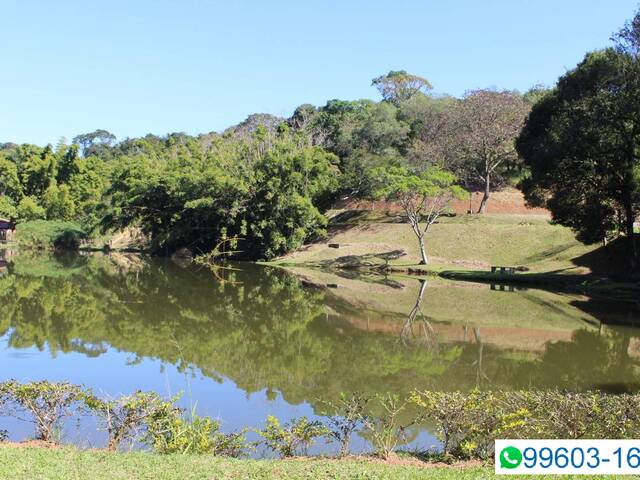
[[0, 10, 638, 264]]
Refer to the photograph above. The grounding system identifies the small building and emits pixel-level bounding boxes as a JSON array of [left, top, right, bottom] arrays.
[[0, 218, 15, 242]]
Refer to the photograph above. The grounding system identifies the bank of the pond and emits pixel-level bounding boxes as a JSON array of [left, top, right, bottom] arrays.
[[0, 445, 624, 480]]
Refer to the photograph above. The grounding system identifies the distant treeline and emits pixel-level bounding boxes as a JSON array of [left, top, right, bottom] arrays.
[[0, 9, 639, 262], [0, 77, 536, 259]]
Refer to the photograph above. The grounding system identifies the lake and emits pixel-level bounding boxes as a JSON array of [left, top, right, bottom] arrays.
[[0, 250, 639, 454]]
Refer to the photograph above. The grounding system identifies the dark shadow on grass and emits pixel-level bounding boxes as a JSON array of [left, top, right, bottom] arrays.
[[571, 236, 639, 279], [314, 249, 407, 270]]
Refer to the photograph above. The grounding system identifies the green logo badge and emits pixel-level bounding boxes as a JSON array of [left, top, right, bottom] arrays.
[[499, 446, 523, 469]]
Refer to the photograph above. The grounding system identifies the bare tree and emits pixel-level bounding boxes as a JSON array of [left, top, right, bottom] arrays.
[[449, 90, 530, 213]]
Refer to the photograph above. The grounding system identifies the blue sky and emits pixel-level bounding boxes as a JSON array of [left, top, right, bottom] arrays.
[[1, 0, 637, 145]]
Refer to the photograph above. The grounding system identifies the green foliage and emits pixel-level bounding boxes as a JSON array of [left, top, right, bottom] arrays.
[[0, 196, 17, 219], [320, 392, 369, 457], [146, 407, 249, 457], [411, 390, 528, 460], [15, 220, 86, 250], [0, 155, 23, 200], [42, 183, 76, 221], [101, 134, 339, 259], [16, 196, 46, 221], [372, 70, 432, 106], [371, 165, 467, 264], [412, 390, 640, 461], [517, 47, 640, 268], [1, 380, 89, 443], [246, 145, 339, 259], [85, 392, 174, 452], [362, 394, 415, 459], [257, 416, 329, 458]]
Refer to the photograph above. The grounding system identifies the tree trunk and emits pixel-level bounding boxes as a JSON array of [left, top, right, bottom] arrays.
[[418, 236, 428, 265], [477, 172, 490, 214], [623, 191, 638, 272]]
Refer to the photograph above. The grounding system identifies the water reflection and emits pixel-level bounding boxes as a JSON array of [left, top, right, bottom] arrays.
[[0, 251, 639, 431]]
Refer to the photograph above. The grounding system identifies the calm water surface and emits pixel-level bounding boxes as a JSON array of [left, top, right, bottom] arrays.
[[0, 250, 639, 453]]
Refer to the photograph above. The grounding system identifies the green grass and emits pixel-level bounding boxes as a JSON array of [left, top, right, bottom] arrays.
[[1, 446, 636, 480], [275, 212, 598, 274], [14, 220, 86, 250]]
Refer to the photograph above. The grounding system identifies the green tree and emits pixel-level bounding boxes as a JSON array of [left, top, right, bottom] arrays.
[[72, 129, 116, 158], [42, 182, 76, 220], [372, 70, 432, 106], [517, 47, 640, 269], [0, 155, 23, 200], [0, 196, 17, 219], [17, 145, 57, 199], [16, 196, 46, 221], [246, 145, 339, 259], [372, 165, 467, 264]]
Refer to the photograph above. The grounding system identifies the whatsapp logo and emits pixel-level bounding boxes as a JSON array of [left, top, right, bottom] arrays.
[[499, 446, 523, 469]]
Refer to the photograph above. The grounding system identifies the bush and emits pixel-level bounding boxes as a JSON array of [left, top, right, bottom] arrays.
[[412, 390, 640, 461], [85, 391, 174, 452], [411, 390, 528, 460], [146, 407, 249, 456], [362, 394, 415, 459], [15, 220, 86, 250], [2, 380, 89, 443], [257, 416, 328, 458], [518, 391, 640, 440], [320, 392, 369, 457]]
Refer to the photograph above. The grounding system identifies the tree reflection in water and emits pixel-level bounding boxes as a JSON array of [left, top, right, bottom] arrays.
[[0, 251, 639, 414]]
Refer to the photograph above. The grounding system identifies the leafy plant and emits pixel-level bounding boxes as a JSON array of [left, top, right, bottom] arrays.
[[411, 390, 528, 460], [146, 407, 249, 456], [257, 415, 329, 458], [362, 394, 416, 459], [320, 392, 369, 457], [2, 380, 89, 443], [84, 391, 174, 452]]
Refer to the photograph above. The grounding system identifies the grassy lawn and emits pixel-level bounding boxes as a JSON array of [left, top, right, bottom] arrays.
[[1, 446, 636, 480], [14, 220, 86, 250], [274, 212, 598, 274]]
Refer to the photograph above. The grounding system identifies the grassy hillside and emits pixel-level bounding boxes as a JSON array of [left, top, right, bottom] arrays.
[[274, 212, 602, 275]]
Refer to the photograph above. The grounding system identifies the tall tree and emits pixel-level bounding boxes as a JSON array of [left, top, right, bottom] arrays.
[[72, 129, 116, 158], [372, 71, 432, 106], [448, 90, 530, 213], [517, 46, 640, 270]]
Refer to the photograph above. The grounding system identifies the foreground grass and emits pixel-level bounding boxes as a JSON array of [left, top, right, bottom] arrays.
[[0, 446, 484, 480], [2, 446, 639, 480]]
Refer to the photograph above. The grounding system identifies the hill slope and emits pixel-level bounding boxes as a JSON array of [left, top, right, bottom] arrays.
[[274, 212, 607, 275]]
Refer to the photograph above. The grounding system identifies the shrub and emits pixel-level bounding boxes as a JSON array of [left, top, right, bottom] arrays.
[[146, 407, 249, 456], [362, 394, 416, 459], [257, 415, 329, 458], [320, 392, 369, 457], [519, 391, 640, 440], [2, 380, 89, 443], [411, 390, 528, 460], [85, 391, 174, 452], [0, 385, 7, 443]]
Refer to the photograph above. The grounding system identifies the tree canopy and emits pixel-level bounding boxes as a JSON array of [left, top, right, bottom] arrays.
[[517, 47, 640, 269]]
